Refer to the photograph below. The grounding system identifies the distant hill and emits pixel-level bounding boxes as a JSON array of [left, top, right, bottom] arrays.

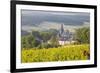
[[21, 30, 30, 36], [21, 21, 89, 32]]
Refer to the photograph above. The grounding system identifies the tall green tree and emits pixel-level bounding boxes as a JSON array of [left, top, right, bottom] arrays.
[[40, 32, 52, 42], [49, 35, 59, 47], [75, 27, 90, 44], [21, 34, 36, 49]]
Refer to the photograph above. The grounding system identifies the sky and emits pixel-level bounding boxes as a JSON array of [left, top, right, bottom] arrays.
[[21, 9, 90, 31]]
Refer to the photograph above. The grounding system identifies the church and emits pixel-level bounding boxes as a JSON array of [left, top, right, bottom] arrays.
[[58, 24, 73, 45]]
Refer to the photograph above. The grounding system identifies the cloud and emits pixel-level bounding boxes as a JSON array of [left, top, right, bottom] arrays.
[[21, 9, 90, 17], [21, 10, 90, 29], [50, 12, 80, 16]]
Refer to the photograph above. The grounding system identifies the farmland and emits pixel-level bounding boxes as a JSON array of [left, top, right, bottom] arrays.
[[21, 44, 90, 63]]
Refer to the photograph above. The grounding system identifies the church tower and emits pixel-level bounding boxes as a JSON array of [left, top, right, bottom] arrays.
[[60, 24, 64, 35]]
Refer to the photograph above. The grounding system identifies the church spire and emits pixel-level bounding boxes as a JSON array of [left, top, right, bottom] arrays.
[[61, 24, 64, 34]]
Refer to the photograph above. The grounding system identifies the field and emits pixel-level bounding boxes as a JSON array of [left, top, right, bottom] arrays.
[[21, 44, 90, 63]]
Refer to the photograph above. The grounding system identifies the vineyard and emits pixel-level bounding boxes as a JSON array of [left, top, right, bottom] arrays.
[[21, 44, 90, 63]]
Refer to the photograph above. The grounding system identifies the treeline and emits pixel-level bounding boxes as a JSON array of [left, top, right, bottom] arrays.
[[21, 29, 59, 49], [21, 27, 90, 49]]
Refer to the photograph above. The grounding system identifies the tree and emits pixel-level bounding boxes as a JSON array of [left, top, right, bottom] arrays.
[[21, 34, 36, 49], [75, 27, 90, 44], [27, 35, 36, 48], [21, 36, 28, 49], [49, 35, 59, 47], [40, 32, 52, 42]]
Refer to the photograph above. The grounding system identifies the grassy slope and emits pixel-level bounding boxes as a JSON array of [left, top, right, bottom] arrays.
[[21, 44, 90, 63]]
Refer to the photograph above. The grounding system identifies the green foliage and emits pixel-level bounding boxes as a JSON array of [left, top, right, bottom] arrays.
[[21, 30, 61, 49], [40, 32, 51, 42], [37, 43, 54, 49], [21, 34, 40, 49], [75, 27, 90, 44], [21, 44, 90, 63], [21, 36, 28, 49], [49, 35, 59, 47]]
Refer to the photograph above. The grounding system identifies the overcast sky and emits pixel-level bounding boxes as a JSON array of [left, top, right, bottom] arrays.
[[21, 10, 90, 25], [21, 10, 90, 31]]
